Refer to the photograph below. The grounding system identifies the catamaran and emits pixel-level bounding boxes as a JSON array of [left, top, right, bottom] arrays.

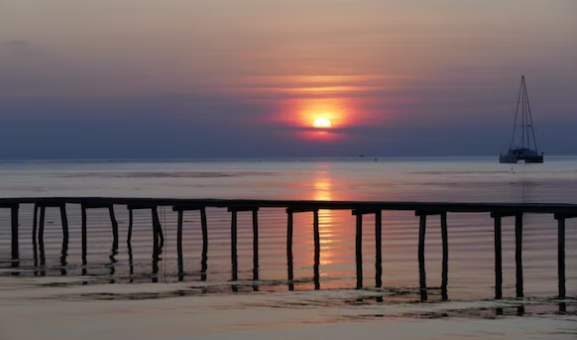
[[499, 76, 544, 164]]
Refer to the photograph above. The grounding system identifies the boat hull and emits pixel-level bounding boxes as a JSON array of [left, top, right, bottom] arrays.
[[499, 153, 544, 164], [524, 155, 544, 163]]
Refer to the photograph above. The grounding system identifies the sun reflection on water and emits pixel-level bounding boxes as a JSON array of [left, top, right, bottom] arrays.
[[312, 167, 338, 266]]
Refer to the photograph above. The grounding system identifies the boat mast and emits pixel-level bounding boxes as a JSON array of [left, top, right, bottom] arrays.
[[521, 77, 526, 149], [509, 78, 523, 150], [522, 76, 539, 152], [509, 76, 539, 152]]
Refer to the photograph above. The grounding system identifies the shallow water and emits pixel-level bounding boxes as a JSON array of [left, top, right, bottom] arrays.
[[0, 157, 576, 339]]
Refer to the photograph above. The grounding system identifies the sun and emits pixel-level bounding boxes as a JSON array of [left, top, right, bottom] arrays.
[[313, 117, 332, 128]]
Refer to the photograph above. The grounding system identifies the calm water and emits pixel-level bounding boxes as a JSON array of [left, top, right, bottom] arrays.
[[1, 157, 576, 340]]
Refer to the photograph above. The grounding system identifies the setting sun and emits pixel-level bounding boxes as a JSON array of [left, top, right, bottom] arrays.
[[313, 117, 332, 128]]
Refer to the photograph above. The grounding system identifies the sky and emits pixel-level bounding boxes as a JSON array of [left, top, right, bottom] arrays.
[[0, 0, 576, 159]]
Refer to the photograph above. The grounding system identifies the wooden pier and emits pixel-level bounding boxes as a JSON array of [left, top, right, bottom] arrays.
[[1, 197, 575, 300]]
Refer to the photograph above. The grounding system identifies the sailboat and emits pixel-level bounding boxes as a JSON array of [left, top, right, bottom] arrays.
[[499, 76, 544, 164]]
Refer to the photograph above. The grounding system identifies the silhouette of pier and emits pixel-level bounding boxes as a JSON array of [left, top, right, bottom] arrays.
[[1, 197, 574, 303]]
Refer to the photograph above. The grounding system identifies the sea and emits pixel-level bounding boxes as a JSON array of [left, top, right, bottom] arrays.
[[0, 156, 576, 340]]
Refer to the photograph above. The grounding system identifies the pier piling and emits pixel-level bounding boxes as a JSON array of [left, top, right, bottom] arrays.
[[415, 211, 448, 300], [353, 209, 382, 288], [201, 208, 208, 275], [59, 204, 69, 244], [81, 204, 87, 262], [35, 203, 68, 249], [286, 209, 294, 290], [491, 212, 524, 299], [59, 205, 69, 270], [38, 206, 46, 249], [230, 209, 238, 280], [355, 212, 363, 288], [108, 206, 118, 251], [173, 205, 209, 281], [441, 212, 448, 300], [515, 213, 524, 298], [288, 208, 321, 289], [313, 209, 320, 290], [10, 204, 19, 263], [375, 210, 382, 288], [491, 213, 504, 299], [127, 204, 165, 255], [81, 203, 121, 259], [553, 213, 574, 299], [252, 209, 259, 280], [152, 207, 164, 249], [127, 241, 134, 283], [60, 237, 68, 276], [417, 213, 427, 300], [556, 215, 566, 299], [32, 204, 38, 244], [127, 209, 134, 244], [0, 202, 21, 268], [177, 209, 184, 280], [227, 207, 259, 281]]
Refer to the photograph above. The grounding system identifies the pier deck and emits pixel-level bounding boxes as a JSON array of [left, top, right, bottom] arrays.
[[1, 197, 574, 302]]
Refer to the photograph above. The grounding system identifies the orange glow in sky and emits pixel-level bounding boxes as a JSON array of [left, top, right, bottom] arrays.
[[279, 97, 354, 128], [276, 96, 363, 141], [313, 117, 332, 128], [262, 74, 389, 137], [242, 73, 402, 143]]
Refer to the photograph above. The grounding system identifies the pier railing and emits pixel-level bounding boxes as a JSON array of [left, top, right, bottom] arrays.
[[1, 197, 574, 302]]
